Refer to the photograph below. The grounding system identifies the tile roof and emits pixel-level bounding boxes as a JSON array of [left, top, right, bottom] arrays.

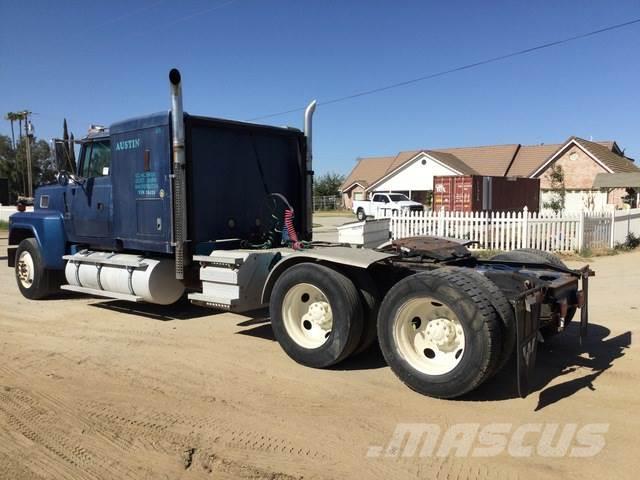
[[573, 138, 639, 173], [435, 144, 520, 177], [425, 150, 479, 175], [506, 143, 562, 176], [593, 172, 640, 189]]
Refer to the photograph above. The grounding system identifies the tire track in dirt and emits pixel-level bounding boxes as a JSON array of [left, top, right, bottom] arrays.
[[79, 400, 326, 460], [0, 366, 147, 479]]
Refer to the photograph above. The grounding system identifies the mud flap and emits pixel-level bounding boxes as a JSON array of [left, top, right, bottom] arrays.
[[7, 246, 17, 268], [579, 269, 590, 344], [512, 290, 543, 399]]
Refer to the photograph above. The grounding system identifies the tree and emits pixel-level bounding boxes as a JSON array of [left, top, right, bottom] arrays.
[[0, 134, 53, 203], [15, 137, 54, 188], [313, 171, 345, 197], [0, 134, 20, 202], [543, 163, 566, 213], [5, 112, 18, 148]]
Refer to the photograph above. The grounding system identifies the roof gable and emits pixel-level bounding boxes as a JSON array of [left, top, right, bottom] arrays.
[[529, 137, 639, 178], [365, 150, 479, 191], [340, 156, 396, 191], [573, 138, 639, 173]]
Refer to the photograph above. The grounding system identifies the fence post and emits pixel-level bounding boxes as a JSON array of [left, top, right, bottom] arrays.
[[610, 208, 616, 248], [577, 209, 585, 251], [438, 206, 445, 237], [521, 206, 529, 249]]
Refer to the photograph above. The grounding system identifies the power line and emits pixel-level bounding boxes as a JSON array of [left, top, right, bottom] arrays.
[[248, 17, 640, 122]]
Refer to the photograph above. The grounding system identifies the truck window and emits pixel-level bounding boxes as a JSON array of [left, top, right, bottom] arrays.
[[372, 194, 388, 203], [388, 194, 410, 202], [80, 141, 111, 178]]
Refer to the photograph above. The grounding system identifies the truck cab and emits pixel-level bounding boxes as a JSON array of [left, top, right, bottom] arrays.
[[8, 72, 311, 302]]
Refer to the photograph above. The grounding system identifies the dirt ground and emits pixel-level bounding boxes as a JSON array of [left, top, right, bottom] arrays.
[[0, 233, 638, 480]]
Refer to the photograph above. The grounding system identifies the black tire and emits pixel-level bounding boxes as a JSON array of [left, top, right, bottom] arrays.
[[490, 249, 576, 338], [350, 270, 381, 356], [491, 248, 566, 268], [356, 208, 366, 221], [14, 238, 57, 300], [436, 267, 515, 377], [377, 269, 502, 398], [270, 263, 364, 368]]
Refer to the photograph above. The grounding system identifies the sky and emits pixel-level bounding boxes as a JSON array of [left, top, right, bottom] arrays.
[[1, 0, 640, 176]]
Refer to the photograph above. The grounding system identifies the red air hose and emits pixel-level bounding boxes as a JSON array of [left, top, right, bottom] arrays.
[[284, 209, 304, 250]]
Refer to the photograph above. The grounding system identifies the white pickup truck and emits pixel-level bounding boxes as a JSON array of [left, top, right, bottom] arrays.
[[352, 192, 424, 221]]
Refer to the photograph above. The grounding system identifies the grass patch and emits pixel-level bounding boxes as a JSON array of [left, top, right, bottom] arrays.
[[475, 247, 621, 262], [556, 248, 618, 261], [313, 210, 354, 218], [0, 220, 8, 230]]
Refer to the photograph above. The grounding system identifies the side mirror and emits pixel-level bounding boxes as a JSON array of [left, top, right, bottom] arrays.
[[57, 170, 84, 187], [49, 138, 76, 174]]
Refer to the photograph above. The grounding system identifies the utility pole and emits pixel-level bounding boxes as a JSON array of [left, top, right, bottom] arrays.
[[25, 115, 34, 198]]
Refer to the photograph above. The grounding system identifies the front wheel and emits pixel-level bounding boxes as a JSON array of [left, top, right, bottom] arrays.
[[378, 269, 502, 398], [15, 238, 59, 300], [269, 263, 364, 368]]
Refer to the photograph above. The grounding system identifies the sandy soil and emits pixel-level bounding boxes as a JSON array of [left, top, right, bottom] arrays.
[[0, 234, 638, 479]]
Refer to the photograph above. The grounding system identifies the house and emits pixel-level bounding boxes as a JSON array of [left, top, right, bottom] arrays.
[[341, 137, 638, 211]]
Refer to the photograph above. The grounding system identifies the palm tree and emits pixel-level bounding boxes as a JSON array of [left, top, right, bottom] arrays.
[[5, 112, 18, 148]]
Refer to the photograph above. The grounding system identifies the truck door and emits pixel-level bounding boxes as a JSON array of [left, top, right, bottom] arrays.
[[70, 140, 113, 237], [371, 193, 389, 217]]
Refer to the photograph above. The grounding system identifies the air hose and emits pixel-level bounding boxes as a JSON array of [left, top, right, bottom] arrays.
[[284, 209, 304, 250], [241, 193, 309, 250]]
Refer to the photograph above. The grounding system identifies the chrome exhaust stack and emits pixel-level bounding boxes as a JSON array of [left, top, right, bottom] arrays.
[[170, 68, 188, 280], [304, 100, 317, 239]]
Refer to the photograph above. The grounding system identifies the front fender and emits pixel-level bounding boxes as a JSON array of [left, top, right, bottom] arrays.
[[261, 246, 396, 303], [9, 211, 67, 269]]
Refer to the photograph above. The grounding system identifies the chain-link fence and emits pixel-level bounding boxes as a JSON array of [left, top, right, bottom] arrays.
[[313, 195, 344, 211]]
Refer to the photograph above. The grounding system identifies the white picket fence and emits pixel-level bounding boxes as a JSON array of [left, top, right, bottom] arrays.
[[384, 207, 620, 252]]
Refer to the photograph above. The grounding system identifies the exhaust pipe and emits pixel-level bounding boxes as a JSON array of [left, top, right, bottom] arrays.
[[304, 100, 317, 239], [170, 68, 188, 280]]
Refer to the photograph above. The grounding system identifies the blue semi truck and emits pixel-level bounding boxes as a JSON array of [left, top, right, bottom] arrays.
[[7, 69, 592, 399]]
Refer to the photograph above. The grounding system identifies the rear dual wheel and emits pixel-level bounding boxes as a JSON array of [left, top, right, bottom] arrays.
[[270, 263, 364, 368], [377, 268, 502, 398]]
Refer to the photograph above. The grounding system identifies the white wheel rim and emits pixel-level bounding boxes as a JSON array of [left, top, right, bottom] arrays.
[[393, 297, 465, 375], [282, 283, 333, 349], [17, 250, 35, 289]]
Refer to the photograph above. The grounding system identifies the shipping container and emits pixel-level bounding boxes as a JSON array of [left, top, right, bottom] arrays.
[[433, 175, 539, 212]]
